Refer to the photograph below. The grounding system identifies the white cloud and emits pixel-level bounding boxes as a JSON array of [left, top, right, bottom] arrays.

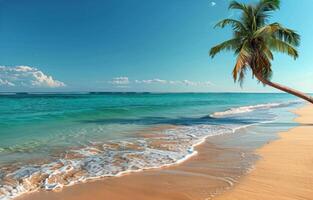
[[211, 1, 216, 6], [0, 78, 15, 86], [109, 77, 130, 85], [134, 78, 213, 87], [135, 79, 168, 84], [107, 77, 213, 88], [181, 80, 212, 87], [0, 65, 65, 88]]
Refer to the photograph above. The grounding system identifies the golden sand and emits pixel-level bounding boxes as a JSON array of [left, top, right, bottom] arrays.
[[215, 104, 313, 200], [19, 141, 246, 200]]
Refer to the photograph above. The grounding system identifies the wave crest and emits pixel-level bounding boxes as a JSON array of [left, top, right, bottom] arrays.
[[0, 125, 234, 199], [210, 101, 299, 118]]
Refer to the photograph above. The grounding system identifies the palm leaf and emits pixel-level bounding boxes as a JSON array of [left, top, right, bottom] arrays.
[[215, 19, 247, 32], [269, 38, 299, 59], [256, 0, 280, 13], [210, 0, 299, 85], [209, 38, 240, 58], [254, 23, 300, 46], [232, 42, 251, 84], [229, 1, 249, 13]]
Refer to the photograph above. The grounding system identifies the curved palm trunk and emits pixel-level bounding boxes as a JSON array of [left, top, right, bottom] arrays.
[[255, 74, 313, 104]]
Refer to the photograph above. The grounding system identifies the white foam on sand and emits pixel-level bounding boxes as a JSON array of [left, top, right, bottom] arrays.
[[0, 125, 239, 200]]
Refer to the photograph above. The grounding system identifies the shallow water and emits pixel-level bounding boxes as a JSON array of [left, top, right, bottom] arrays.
[[0, 93, 302, 199]]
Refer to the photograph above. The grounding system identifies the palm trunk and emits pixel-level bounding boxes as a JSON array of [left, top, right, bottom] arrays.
[[255, 74, 313, 104]]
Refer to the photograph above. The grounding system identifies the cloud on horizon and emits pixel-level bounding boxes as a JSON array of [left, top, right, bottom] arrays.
[[0, 66, 65, 88], [109, 77, 130, 85], [135, 79, 168, 84], [109, 77, 213, 87]]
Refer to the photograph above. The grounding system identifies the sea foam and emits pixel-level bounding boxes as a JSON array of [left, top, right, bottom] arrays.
[[0, 101, 298, 200], [210, 101, 299, 118], [0, 125, 236, 200]]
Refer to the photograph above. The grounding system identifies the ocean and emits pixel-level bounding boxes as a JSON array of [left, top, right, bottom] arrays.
[[0, 93, 302, 199]]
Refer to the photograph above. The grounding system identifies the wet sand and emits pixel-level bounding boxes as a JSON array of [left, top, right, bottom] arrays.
[[18, 104, 313, 200], [215, 104, 313, 200], [18, 136, 253, 200]]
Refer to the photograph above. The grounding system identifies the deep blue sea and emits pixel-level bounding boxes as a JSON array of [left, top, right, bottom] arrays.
[[0, 93, 303, 199]]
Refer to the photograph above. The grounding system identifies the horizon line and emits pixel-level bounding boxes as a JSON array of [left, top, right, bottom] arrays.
[[0, 91, 310, 94]]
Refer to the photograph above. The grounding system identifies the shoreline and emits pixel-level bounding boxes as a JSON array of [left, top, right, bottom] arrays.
[[16, 104, 309, 200], [214, 104, 313, 200], [18, 130, 253, 200]]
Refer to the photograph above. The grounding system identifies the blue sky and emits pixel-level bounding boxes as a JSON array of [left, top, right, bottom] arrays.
[[0, 0, 312, 92]]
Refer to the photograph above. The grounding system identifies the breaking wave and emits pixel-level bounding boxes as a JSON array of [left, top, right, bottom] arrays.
[[210, 101, 300, 118], [0, 125, 237, 200], [0, 100, 300, 200]]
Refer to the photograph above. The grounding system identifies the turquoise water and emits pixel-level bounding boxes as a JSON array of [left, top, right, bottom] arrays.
[[0, 93, 302, 199]]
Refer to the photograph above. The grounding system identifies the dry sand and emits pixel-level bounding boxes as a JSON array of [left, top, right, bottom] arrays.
[[215, 104, 313, 200], [19, 104, 313, 200]]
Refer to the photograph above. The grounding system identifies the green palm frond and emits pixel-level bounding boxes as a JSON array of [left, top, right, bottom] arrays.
[[214, 19, 247, 32], [256, 0, 280, 13], [255, 23, 300, 46], [209, 38, 240, 58], [210, 0, 299, 85], [269, 38, 299, 59], [255, 0, 280, 25], [273, 26, 300, 46], [229, 1, 249, 12]]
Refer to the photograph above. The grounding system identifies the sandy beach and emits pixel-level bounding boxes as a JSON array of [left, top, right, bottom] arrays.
[[18, 104, 313, 200], [2, 0, 312, 199], [18, 137, 250, 200], [215, 104, 313, 200]]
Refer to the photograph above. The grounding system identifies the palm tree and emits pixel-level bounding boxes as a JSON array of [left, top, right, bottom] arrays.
[[210, 0, 313, 104]]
